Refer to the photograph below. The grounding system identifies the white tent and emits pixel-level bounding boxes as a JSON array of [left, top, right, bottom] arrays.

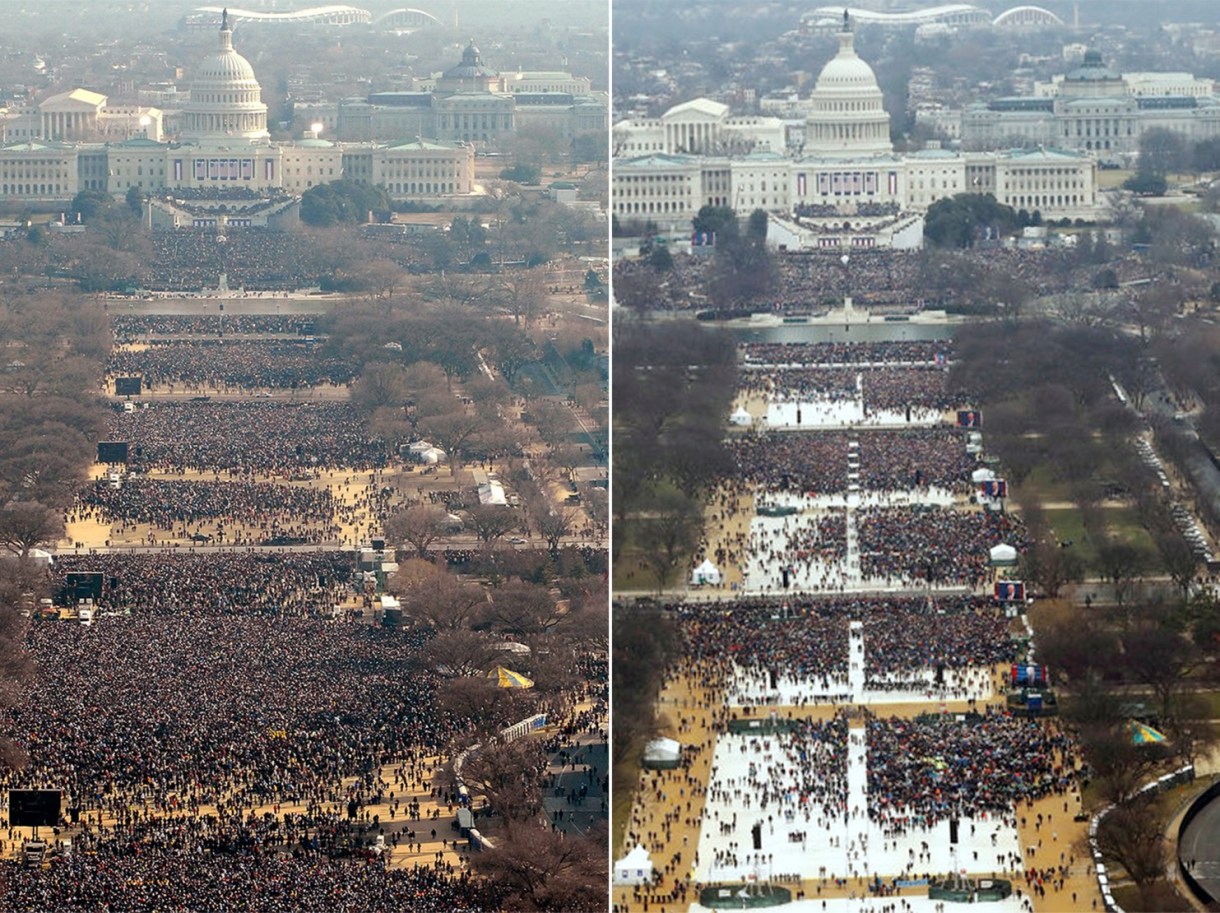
[[690, 559, 721, 586], [642, 737, 682, 769], [613, 845, 654, 886], [990, 543, 1019, 566], [477, 481, 508, 506], [494, 641, 531, 655], [406, 441, 446, 464], [971, 467, 996, 483], [730, 407, 752, 426]]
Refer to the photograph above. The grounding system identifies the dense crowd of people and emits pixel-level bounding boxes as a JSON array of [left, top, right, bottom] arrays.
[[862, 609, 1015, 681], [727, 429, 973, 494], [146, 230, 324, 291], [614, 245, 1108, 313], [857, 506, 1028, 586], [1, 618, 483, 809], [866, 710, 1076, 834], [112, 402, 387, 473], [73, 478, 339, 543], [742, 340, 952, 367], [113, 314, 318, 341], [107, 339, 357, 390], [2, 849, 497, 913], [667, 596, 1013, 687], [51, 551, 358, 617], [677, 602, 849, 685]]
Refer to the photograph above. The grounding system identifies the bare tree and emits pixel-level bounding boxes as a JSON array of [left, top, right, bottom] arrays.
[[534, 508, 577, 553], [472, 824, 607, 912], [383, 504, 449, 559], [423, 629, 501, 678], [488, 579, 565, 637], [0, 501, 64, 561], [458, 737, 548, 821], [466, 504, 523, 545], [439, 676, 528, 741], [1094, 795, 1171, 908], [389, 561, 488, 630]]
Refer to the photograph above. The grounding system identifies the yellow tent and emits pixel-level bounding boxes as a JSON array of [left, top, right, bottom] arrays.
[[490, 666, 534, 689], [1130, 720, 1167, 745]]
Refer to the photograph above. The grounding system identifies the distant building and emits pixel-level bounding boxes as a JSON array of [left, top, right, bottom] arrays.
[[0, 13, 474, 205], [1, 89, 163, 143], [962, 50, 1220, 153], [613, 14, 1099, 240], [296, 42, 607, 148]]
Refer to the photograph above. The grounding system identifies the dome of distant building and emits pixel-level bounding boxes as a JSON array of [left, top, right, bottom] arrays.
[[445, 42, 497, 79], [180, 9, 269, 142], [437, 40, 501, 94], [805, 13, 892, 155], [1065, 49, 1121, 82]]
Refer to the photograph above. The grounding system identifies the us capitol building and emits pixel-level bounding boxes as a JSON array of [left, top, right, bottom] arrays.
[[613, 14, 1099, 249], [0, 12, 483, 208]]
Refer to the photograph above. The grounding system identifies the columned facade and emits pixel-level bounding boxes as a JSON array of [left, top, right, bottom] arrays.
[[179, 12, 269, 143]]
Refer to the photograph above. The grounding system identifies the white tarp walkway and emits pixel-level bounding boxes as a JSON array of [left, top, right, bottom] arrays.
[[694, 728, 1021, 885]]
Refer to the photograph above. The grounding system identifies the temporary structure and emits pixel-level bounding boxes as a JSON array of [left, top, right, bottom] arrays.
[[489, 666, 534, 689], [690, 559, 721, 586], [613, 845, 655, 886], [730, 407, 752, 426], [989, 543, 1019, 566], [1130, 720, 1168, 744], [642, 737, 682, 770]]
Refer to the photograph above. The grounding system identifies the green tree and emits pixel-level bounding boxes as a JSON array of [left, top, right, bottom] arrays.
[[570, 130, 609, 165], [299, 180, 390, 226], [1123, 172, 1167, 196], [691, 204, 738, 243], [1138, 127, 1189, 177], [499, 163, 542, 184], [924, 193, 1018, 248], [746, 208, 768, 241]]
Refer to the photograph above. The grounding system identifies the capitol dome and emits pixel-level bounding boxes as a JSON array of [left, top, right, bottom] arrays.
[[180, 10, 269, 143], [804, 12, 892, 156]]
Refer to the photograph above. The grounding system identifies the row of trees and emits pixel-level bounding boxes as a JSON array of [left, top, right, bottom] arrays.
[[961, 314, 1219, 909], [0, 290, 112, 768], [383, 552, 608, 911], [613, 317, 738, 589]]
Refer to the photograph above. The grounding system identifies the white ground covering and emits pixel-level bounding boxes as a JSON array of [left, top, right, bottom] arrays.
[[695, 727, 1021, 885], [765, 399, 941, 430], [741, 485, 959, 595], [691, 895, 1026, 913]]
